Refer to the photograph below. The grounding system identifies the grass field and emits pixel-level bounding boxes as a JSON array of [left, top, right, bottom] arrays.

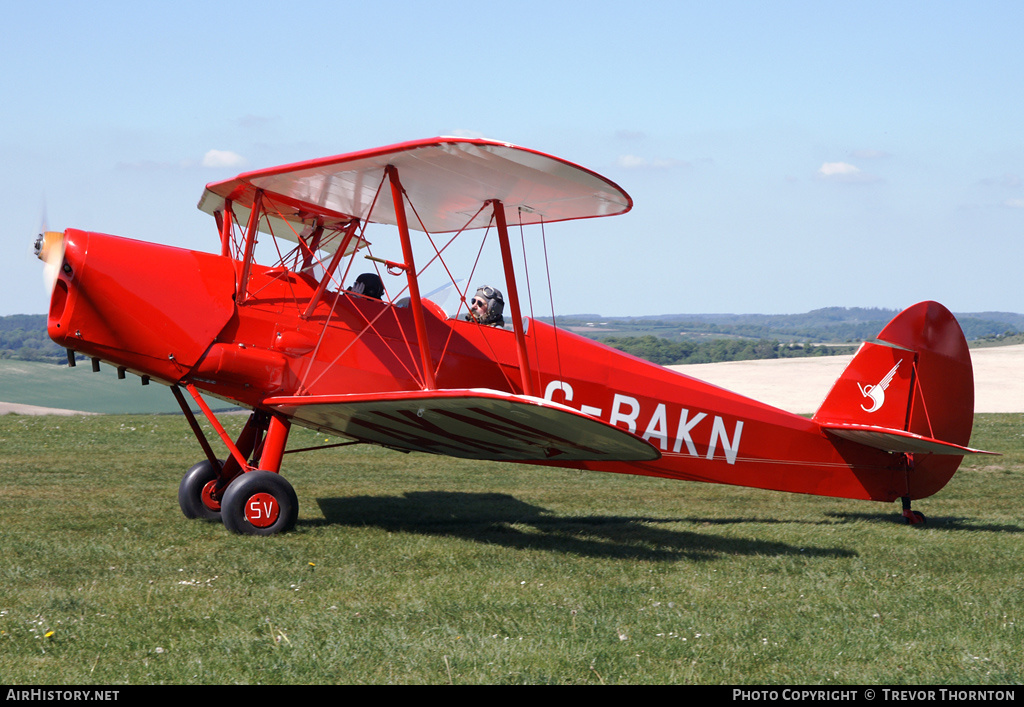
[[1, 412, 1021, 684]]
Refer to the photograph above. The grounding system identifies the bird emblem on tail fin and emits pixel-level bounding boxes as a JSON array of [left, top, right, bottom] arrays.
[[857, 361, 901, 413]]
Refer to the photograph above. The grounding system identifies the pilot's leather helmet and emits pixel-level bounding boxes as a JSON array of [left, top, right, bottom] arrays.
[[350, 273, 384, 299], [471, 285, 504, 325]]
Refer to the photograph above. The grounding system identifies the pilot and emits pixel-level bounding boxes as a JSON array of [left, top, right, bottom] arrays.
[[347, 273, 384, 300], [465, 285, 505, 327]]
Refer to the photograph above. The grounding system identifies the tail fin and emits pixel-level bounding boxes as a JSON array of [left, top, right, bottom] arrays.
[[813, 301, 993, 500]]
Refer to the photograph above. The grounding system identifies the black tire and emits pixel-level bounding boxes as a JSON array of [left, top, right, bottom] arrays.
[[902, 509, 927, 525], [220, 470, 299, 536], [178, 459, 224, 521]]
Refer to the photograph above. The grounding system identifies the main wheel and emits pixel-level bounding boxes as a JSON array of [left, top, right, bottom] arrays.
[[220, 470, 299, 536], [178, 459, 224, 521]]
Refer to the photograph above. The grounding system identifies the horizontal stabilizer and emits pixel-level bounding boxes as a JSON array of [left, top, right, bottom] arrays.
[[822, 424, 997, 456], [265, 388, 661, 462]]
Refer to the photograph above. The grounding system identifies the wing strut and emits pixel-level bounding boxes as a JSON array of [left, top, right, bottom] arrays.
[[302, 219, 359, 319], [237, 189, 263, 304], [181, 383, 253, 472], [491, 199, 535, 397], [216, 200, 233, 257], [387, 165, 437, 390]]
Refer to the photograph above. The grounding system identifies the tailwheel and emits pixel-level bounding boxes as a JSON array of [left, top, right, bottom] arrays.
[[178, 459, 225, 521], [221, 470, 299, 536], [903, 510, 927, 525], [900, 496, 926, 525]]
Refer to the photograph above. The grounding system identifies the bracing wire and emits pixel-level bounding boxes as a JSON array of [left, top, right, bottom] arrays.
[[540, 216, 565, 383]]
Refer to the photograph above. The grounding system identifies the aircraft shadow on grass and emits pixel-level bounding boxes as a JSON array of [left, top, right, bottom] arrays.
[[825, 511, 1024, 533], [315, 491, 858, 562]]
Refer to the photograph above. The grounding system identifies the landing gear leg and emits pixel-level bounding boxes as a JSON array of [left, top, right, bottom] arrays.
[[901, 496, 926, 525], [175, 408, 266, 522], [898, 453, 926, 525], [173, 386, 298, 535], [221, 414, 298, 536]]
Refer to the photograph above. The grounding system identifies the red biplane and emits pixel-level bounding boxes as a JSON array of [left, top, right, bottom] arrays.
[[35, 137, 992, 535]]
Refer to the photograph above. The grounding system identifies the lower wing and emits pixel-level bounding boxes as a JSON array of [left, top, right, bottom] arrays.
[[265, 388, 661, 462]]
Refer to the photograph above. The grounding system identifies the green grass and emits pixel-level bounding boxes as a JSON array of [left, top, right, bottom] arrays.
[[1, 413, 1022, 684]]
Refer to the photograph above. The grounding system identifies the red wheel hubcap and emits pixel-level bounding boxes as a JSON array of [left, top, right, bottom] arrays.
[[201, 480, 221, 511], [244, 492, 280, 528]]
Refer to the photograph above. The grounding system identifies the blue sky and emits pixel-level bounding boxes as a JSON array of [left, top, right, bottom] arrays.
[[3, 0, 1022, 318]]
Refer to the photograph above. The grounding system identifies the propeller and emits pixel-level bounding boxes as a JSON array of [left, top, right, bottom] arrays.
[[35, 228, 66, 296], [34, 199, 66, 295]]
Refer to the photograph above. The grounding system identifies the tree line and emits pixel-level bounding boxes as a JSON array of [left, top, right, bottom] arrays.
[[0, 314, 66, 363], [554, 307, 1024, 344], [601, 335, 855, 366]]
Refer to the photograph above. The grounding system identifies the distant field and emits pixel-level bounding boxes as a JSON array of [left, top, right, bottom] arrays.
[[0, 412, 1021, 684], [0, 359, 228, 414]]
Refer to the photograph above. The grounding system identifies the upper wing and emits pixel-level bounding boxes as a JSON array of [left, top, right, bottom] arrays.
[[196, 189, 370, 256], [198, 137, 632, 235], [265, 388, 659, 462]]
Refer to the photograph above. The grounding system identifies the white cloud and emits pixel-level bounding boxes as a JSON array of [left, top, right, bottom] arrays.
[[1004, 198, 1024, 209], [817, 161, 880, 184], [202, 149, 247, 168], [818, 162, 861, 177], [617, 154, 648, 169]]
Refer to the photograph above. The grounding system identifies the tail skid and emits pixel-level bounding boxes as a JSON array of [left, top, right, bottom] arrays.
[[812, 301, 994, 501]]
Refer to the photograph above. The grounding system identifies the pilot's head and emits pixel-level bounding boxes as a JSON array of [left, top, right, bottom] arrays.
[[348, 273, 384, 299], [469, 285, 504, 325]]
